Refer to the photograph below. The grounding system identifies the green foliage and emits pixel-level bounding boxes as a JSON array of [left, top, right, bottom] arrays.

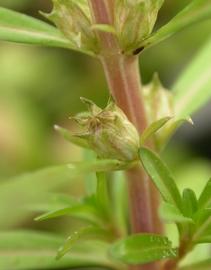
[[0, 231, 114, 270], [1, 1, 211, 270], [144, 0, 211, 48], [139, 147, 183, 211], [0, 7, 71, 48], [109, 234, 177, 265], [140, 116, 171, 145]]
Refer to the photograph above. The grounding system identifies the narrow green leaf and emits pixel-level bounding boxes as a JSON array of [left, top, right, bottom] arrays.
[[193, 209, 211, 243], [57, 226, 111, 259], [0, 231, 113, 270], [140, 117, 171, 145], [159, 202, 193, 224], [139, 147, 182, 210], [198, 179, 211, 209], [0, 7, 72, 48], [35, 200, 102, 226], [173, 37, 211, 117], [109, 234, 177, 265], [159, 117, 193, 147], [144, 0, 211, 48], [180, 259, 211, 270], [54, 125, 90, 148], [182, 188, 198, 218]]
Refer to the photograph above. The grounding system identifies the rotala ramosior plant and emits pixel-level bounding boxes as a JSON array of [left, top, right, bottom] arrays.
[[0, 1, 211, 270]]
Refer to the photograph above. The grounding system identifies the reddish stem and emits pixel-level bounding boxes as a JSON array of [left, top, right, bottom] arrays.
[[89, 1, 162, 269]]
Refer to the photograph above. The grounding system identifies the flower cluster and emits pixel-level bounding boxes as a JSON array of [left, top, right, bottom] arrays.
[[47, 0, 164, 55]]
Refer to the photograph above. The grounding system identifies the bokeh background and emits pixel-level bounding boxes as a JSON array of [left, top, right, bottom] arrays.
[[0, 0, 211, 267]]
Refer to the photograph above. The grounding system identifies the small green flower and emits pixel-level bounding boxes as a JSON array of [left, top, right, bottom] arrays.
[[71, 98, 140, 161], [114, 0, 164, 53], [45, 0, 99, 54], [143, 73, 174, 124]]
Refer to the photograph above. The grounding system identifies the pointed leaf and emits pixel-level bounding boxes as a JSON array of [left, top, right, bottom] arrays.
[[182, 188, 198, 218], [159, 202, 193, 224], [0, 7, 72, 49], [140, 117, 171, 145], [0, 231, 113, 270], [198, 179, 211, 209], [57, 226, 111, 259], [193, 209, 211, 243], [144, 0, 211, 48], [173, 37, 211, 117], [139, 147, 183, 210], [35, 200, 103, 226], [54, 125, 90, 148], [109, 234, 177, 265]]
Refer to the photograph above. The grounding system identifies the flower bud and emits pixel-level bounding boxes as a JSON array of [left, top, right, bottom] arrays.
[[46, 0, 99, 54], [143, 73, 174, 124], [115, 0, 164, 53], [72, 99, 140, 161]]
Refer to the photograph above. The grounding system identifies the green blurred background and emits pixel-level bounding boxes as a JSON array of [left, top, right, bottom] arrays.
[[0, 0, 211, 266]]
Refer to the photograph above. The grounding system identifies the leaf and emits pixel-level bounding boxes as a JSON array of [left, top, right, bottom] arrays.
[[0, 230, 114, 270], [57, 226, 111, 259], [173, 37, 211, 117], [198, 179, 211, 209], [0, 159, 126, 228], [0, 7, 71, 49], [35, 197, 103, 226], [143, 0, 211, 48], [182, 188, 198, 218], [193, 209, 211, 243], [139, 147, 183, 211], [54, 125, 90, 148], [159, 117, 193, 147], [109, 234, 177, 265], [159, 202, 193, 224], [140, 117, 171, 145], [180, 259, 211, 270]]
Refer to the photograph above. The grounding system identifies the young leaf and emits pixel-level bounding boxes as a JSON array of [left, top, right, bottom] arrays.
[[159, 202, 193, 224], [193, 209, 211, 243], [182, 188, 198, 218], [54, 125, 90, 148], [198, 179, 211, 209], [0, 7, 71, 49], [57, 226, 111, 259], [109, 234, 177, 265], [0, 158, 125, 226], [143, 0, 211, 48], [0, 231, 113, 270], [173, 37, 211, 117], [140, 117, 171, 145], [35, 198, 103, 226], [139, 147, 183, 210]]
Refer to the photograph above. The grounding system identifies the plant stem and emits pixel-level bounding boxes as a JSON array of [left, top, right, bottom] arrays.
[[89, 1, 162, 269]]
